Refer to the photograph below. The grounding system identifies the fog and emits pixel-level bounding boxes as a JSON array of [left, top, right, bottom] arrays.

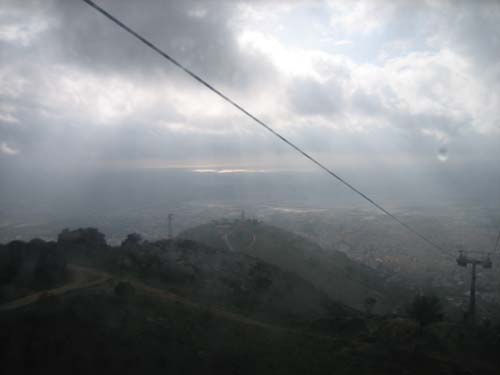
[[1, 0, 499, 239], [0, 0, 499, 249], [2, 2, 500, 373]]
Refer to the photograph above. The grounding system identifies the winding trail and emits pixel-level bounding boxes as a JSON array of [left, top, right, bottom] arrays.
[[0, 264, 337, 342], [0, 264, 489, 373], [0, 265, 110, 311], [0, 264, 284, 332], [128, 278, 340, 341]]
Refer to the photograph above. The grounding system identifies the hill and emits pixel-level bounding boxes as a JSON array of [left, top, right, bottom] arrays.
[[103, 238, 353, 324], [1, 277, 498, 375], [1, 229, 499, 374], [180, 219, 400, 312], [1, 229, 356, 324], [0, 284, 360, 375]]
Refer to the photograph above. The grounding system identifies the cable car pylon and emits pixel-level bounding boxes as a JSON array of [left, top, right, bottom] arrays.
[[456, 250, 492, 324]]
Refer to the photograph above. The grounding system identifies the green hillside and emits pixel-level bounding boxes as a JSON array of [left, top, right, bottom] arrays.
[[1, 229, 499, 374], [1, 278, 497, 375], [180, 219, 399, 312], [103, 238, 353, 323], [0, 286, 361, 375]]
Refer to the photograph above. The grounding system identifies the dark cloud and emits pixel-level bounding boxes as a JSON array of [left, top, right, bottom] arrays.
[[288, 77, 344, 116], [435, 1, 500, 70], [0, 0, 499, 169], [48, 0, 275, 89]]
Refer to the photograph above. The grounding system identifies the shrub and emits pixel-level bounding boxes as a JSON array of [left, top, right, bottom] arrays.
[[407, 294, 443, 328], [121, 233, 144, 247]]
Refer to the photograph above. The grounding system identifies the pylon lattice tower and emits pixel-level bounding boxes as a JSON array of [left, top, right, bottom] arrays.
[[456, 250, 492, 323]]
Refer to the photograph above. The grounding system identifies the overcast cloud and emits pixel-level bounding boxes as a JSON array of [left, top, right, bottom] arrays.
[[0, 0, 499, 171]]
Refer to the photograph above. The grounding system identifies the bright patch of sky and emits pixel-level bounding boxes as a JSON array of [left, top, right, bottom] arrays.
[[0, 0, 499, 171]]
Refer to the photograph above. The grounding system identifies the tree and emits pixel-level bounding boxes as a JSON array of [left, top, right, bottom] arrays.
[[0, 241, 24, 284], [57, 228, 107, 248], [407, 294, 443, 328], [121, 233, 143, 247], [34, 247, 67, 289]]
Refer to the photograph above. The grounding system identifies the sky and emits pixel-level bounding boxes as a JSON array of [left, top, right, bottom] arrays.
[[0, 0, 499, 175]]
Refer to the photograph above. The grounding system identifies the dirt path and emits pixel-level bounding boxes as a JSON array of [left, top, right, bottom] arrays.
[[130, 279, 340, 342], [0, 264, 336, 341], [131, 280, 283, 331], [0, 264, 278, 332], [0, 264, 111, 311]]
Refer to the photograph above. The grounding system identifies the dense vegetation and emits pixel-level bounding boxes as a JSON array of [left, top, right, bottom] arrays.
[[1, 226, 500, 374], [0, 239, 67, 303], [180, 220, 405, 312]]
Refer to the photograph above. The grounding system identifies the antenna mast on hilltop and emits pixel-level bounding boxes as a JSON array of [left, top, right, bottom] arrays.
[[456, 250, 492, 324], [168, 214, 174, 239]]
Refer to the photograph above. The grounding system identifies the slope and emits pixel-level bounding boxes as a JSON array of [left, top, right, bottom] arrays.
[[105, 238, 352, 323], [180, 219, 397, 312]]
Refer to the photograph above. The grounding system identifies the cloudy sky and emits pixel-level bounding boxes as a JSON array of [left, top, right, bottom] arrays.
[[1, 0, 499, 173]]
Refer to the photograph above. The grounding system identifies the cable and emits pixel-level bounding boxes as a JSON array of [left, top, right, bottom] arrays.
[[81, 0, 453, 259]]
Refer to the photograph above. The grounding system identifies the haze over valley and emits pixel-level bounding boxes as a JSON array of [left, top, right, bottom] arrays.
[[1, 0, 500, 373]]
